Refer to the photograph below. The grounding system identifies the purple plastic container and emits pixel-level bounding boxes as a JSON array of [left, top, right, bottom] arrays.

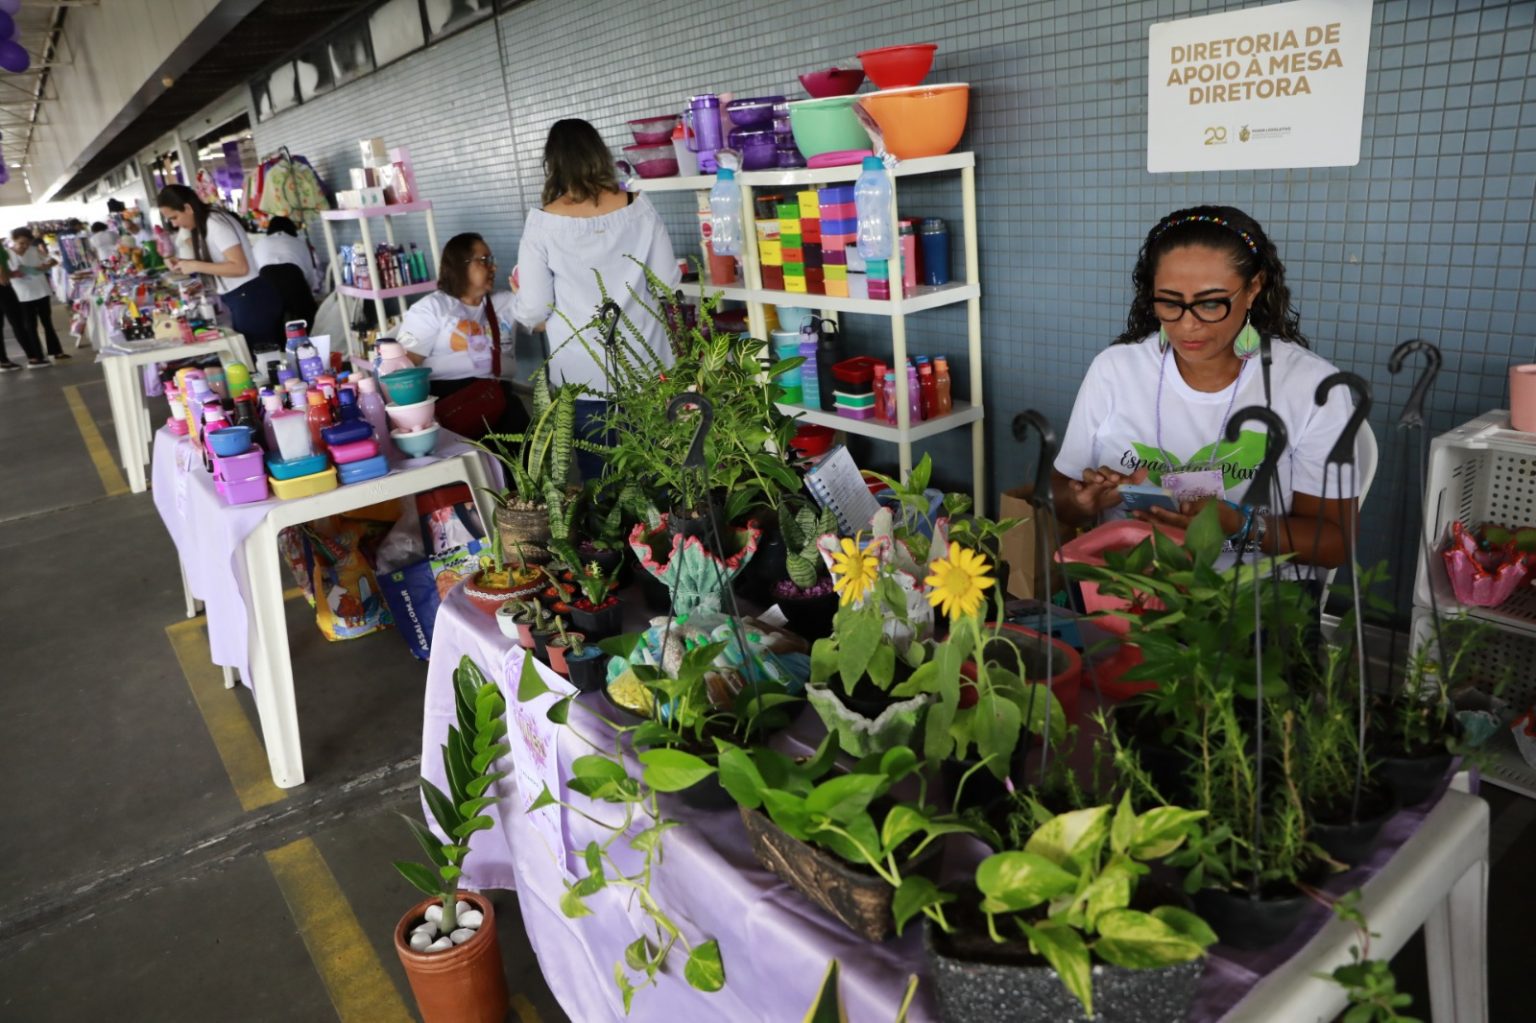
[[214, 448, 267, 481], [727, 97, 785, 128], [686, 95, 724, 172], [217, 475, 271, 505], [728, 127, 778, 170]]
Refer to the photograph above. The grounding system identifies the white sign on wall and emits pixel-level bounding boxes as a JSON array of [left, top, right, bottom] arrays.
[[1148, 0, 1374, 173]]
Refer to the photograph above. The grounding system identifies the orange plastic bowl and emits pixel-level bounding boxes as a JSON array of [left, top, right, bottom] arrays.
[[856, 83, 969, 160], [856, 43, 937, 89]]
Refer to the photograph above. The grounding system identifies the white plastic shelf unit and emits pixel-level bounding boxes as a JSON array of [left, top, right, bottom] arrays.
[[319, 200, 441, 362], [632, 152, 985, 508], [1409, 409, 1536, 798]]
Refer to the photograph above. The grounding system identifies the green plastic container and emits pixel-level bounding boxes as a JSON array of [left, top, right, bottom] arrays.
[[787, 96, 872, 158]]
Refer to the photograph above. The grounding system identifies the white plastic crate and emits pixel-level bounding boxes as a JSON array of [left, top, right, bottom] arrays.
[[1412, 410, 1536, 638], [1409, 606, 1536, 799]]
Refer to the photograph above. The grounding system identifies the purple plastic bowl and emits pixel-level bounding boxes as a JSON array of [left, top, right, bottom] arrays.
[[727, 96, 785, 128], [729, 127, 778, 170]]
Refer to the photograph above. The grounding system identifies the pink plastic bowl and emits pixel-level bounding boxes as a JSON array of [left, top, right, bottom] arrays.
[[799, 68, 867, 98], [628, 115, 679, 146], [385, 395, 437, 433]]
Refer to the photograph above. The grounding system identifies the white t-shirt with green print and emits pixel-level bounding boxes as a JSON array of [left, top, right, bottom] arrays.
[[1056, 333, 1359, 526]]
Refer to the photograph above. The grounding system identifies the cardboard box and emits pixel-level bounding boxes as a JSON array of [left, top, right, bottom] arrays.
[[359, 137, 388, 167], [998, 486, 1058, 599]]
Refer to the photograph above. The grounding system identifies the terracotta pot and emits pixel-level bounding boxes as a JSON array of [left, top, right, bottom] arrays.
[[394, 891, 508, 1023], [739, 806, 936, 941], [494, 504, 552, 567], [546, 633, 585, 675], [462, 572, 541, 617]]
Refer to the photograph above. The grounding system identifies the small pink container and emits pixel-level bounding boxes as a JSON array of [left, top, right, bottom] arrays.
[[836, 405, 875, 420], [385, 396, 437, 433], [1511, 364, 1536, 432], [217, 475, 271, 505], [328, 437, 380, 464], [167, 417, 189, 436]]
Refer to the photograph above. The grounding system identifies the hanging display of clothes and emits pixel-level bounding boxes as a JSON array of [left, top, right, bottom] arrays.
[[247, 149, 331, 228]]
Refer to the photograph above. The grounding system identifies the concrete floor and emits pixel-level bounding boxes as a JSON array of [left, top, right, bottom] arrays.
[[0, 316, 566, 1023], [0, 311, 1532, 1022]]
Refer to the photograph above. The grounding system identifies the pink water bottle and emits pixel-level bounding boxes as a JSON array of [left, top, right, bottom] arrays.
[[907, 363, 922, 423], [356, 375, 398, 463], [883, 372, 897, 425]]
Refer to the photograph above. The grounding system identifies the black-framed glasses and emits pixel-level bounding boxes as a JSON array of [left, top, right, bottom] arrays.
[[466, 254, 496, 268], [1152, 292, 1241, 324]]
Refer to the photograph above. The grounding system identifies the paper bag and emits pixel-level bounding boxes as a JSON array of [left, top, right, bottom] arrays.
[[998, 486, 1053, 600]]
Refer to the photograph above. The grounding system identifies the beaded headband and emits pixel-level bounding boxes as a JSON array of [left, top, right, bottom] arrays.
[[1152, 213, 1261, 256]]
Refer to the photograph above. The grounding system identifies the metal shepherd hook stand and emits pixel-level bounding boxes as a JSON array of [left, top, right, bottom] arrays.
[[1012, 410, 1060, 785], [1224, 405, 1289, 899], [1312, 372, 1374, 821]]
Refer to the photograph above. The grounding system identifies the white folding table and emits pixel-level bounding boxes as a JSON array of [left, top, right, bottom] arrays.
[[237, 453, 494, 789], [1222, 780, 1489, 1022], [100, 332, 252, 493]]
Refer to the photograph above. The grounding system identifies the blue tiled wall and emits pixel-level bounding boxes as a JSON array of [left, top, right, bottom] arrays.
[[257, 0, 1536, 577]]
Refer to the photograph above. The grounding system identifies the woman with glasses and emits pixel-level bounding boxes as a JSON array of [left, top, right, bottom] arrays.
[[397, 231, 527, 436], [1053, 205, 1356, 568]]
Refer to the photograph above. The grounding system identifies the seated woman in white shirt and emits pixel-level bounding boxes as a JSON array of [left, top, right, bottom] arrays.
[[397, 232, 527, 438], [157, 184, 285, 351], [1053, 205, 1356, 570], [511, 118, 680, 478]]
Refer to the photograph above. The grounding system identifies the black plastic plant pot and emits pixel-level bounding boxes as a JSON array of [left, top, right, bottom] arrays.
[[571, 599, 624, 640], [1190, 885, 1314, 951], [564, 649, 608, 694], [778, 588, 839, 640], [941, 758, 1012, 814], [668, 771, 736, 812], [738, 528, 787, 604], [1377, 750, 1454, 808], [924, 919, 1204, 1023], [530, 627, 558, 662], [1309, 785, 1399, 867]]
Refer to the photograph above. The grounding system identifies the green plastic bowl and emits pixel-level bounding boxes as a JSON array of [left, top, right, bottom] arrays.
[[381, 367, 431, 405], [787, 96, 872, 158]]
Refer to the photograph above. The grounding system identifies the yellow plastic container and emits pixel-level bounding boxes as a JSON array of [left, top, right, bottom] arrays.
[[785, 276, 808, 294], [824, 264, 848, 280], [797, 191, 819, 217], [759, 239, 783, 266], [269, 466, 339, 500]]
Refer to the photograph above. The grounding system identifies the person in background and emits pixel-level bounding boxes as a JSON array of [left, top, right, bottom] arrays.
[[157, 184, 284, 352], [87, 221, 118, 263], [9, 227, 65, 363], [511, 118, 680, 477], [397, 232, 527, 438], [0, 240, 39, 370], [253, 216, 322, 292], [1053, 205, 1355, 570]]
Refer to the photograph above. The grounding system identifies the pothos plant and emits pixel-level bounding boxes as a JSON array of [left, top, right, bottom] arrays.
[[964, 793, 1215, 1018], [394, 656, 510, 935], [516, 655, 726, 1012]]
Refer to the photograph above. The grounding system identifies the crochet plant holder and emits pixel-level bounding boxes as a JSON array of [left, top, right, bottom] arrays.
[[629, 515, 761, 615], [806, 684, 932, 758]]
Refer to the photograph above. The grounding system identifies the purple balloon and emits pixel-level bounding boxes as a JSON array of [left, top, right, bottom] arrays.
[[0, 165, 11, 187], [0, 40, 27, 74], [0, 14, 13, 38], [0, 0, 17, 17]]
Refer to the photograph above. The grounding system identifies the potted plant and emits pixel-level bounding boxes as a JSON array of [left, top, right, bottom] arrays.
[[568, 558, 624, 640], [461, 531, 542, 617], [562, 631, 608, 694], [545, 617, 585, 677], [530, 612, 563, 664], [717, 738, 971, 942], [515, 656, 727, 1012], [393, 655, 511, 1023], [924, 794, 1214, 1023], [769, 501, 840, 638], [475, 369, 578, 568]]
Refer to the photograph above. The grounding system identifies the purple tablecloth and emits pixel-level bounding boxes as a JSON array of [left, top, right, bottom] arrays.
[[421, 593, 1459, 1023], [151, 427, 500, 690]]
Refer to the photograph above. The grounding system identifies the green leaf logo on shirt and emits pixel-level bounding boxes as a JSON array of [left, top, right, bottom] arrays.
[[1128, 430, 1269, 490]]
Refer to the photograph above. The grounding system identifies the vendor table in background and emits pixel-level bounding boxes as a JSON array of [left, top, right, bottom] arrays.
[[153, 428, 497, 788], [420, 593, 1490, 1022], [100, 332, 252, 493]]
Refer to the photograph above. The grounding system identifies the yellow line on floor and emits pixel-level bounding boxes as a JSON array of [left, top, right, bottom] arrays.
[[62, 383, 129, 496], [265, 838, 414, 1023], [166, 618, 286, 812], [512, 993, 544, 1023]]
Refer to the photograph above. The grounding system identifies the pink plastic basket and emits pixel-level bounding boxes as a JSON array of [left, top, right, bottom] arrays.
[[1055, 520, 1184, 637]]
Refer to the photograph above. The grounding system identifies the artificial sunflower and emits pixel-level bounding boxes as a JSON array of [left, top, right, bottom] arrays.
[[830, 535, 878, 606], [925, 542, 995, 619]]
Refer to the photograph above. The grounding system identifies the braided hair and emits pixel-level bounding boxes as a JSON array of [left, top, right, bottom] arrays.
[[1113, 205, 1307, 348]]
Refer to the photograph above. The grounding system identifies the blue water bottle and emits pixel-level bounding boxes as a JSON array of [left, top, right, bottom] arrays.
[[854, 157, 893, 260], [709, 167, 742, 256]]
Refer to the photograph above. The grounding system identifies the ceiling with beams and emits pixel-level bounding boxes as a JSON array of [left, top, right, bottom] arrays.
[[2, 0, 68, 175]]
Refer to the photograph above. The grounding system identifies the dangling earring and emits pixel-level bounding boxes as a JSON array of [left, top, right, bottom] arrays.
[[1158, 325, 1170, 354], [1233, 315, 1261, 360]]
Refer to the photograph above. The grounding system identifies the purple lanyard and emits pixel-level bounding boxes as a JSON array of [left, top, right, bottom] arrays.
[[1154, 345, 1247, 472]]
